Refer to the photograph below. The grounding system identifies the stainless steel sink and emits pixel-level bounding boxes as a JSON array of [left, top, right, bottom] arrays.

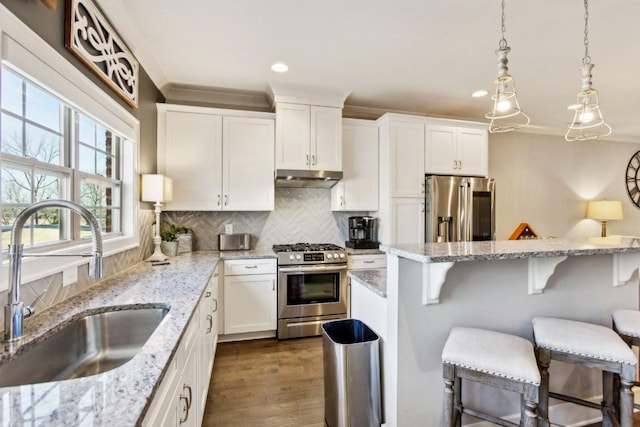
[[0, 306, 169, 387]]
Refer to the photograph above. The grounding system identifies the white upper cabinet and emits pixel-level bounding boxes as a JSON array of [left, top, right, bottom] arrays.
[[331, 119, 379, 211], [222, 116, 275, 211], [159, 110, 223, 211], [390, 121, 425, 198], [157, 104, 275, 211], [425, 125, 488, 176], [275, 102, 342, 171]]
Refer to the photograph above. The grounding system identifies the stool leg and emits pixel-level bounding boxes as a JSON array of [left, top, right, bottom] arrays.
[[454, 377, 462, 427], [619, 378, 634, 427], [522, 383, 539, 427], [536, 347, 550, 427], [602, 371, 615, 427], [443, 363, 455, 427]]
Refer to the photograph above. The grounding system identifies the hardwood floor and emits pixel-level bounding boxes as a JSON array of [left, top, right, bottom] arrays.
[[202, 337, 324, 427], [202, 337, 640, 426]]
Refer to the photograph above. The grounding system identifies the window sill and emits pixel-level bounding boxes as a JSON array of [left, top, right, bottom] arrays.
[[0, 235, 140, 292]]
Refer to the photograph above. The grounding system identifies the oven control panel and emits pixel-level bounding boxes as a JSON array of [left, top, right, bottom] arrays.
[[277, 251, 346, 265]]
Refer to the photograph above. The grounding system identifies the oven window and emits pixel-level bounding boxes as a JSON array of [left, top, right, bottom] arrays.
[[287, 272, 340, 305]]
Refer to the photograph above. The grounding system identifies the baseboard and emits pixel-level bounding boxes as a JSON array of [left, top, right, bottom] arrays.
[[218, 330, 276, 343], [464, 397, 602, 427]]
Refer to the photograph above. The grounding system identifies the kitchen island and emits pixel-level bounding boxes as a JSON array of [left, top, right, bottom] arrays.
[[354, 238, 640, 427]]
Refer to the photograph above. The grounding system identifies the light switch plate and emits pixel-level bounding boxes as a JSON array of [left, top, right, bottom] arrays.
[[63, 267, 78, 287]]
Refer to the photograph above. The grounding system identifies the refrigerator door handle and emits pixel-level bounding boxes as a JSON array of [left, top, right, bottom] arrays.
[[458, 183, 466, 241]]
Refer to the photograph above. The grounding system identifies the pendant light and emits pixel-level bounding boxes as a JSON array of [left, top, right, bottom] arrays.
[[565, 0, 611, 141], [485, 0, 530, 133]]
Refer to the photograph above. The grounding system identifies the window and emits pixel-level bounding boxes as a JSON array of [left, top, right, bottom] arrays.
[[0, 26, 140, 291], [0, 67, 123, 249]]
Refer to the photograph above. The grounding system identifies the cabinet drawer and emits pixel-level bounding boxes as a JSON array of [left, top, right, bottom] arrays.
[[348, 254, 387, 270], [224, 259, 276, 276]]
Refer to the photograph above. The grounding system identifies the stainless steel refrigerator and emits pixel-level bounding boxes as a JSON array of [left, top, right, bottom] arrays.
[[425, 175, 496, 242]]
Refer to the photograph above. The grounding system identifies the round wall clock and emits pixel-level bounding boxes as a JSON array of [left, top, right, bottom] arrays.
[[627, 150, 640, 208]]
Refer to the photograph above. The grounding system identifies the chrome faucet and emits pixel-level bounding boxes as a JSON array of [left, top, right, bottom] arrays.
[[5, 200, 103, 342]]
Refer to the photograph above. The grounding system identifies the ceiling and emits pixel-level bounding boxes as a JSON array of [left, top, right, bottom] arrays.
[[97, 0, 640, 141]]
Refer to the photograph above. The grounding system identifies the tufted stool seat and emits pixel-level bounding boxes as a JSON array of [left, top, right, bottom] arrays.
[[442, 327, 540, 427], [532, 317, 637, 427]]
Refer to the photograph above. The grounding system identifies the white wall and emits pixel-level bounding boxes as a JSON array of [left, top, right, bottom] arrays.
[[489, 132, 640, 240]]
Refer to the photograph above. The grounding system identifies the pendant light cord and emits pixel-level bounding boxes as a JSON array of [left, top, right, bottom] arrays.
[[499, 0, 508, 49], [583, 0, 591, 65]]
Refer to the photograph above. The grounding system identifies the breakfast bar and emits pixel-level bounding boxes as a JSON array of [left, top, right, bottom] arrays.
[[351, 238, 640, 427]]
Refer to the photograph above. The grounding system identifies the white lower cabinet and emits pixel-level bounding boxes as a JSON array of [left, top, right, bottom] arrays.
[[143, 266, 220, 427], [347, 253, 387, 270], [223, 259, 277, 335]]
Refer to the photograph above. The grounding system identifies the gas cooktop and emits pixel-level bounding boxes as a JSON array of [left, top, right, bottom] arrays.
[[273, 243, 346, 265], [272, 243, 344, 253]]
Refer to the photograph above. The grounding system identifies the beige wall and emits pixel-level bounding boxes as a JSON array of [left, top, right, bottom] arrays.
[[489, 132, 640, 240]]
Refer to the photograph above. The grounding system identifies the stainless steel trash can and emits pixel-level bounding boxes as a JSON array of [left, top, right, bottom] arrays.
[[322, 318, 381, 427]]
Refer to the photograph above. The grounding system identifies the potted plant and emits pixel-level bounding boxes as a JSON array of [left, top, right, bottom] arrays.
[[160, 225, 180, 257], [174, 226, 193, 254]]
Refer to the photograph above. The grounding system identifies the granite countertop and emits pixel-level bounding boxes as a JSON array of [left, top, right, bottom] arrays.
[[0, 251, 219, 426], [349, 269, 387, 298], [381, 237, 640, 263]]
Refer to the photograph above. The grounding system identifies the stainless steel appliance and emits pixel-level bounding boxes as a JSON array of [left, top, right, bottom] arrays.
[[346, 216, 379, 249], [273, 243, 348, 339], [218, 233, 251, 251], [425, 175, 496, 242]]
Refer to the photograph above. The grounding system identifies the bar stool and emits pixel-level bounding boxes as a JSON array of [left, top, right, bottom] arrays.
[[442, 327, 540, 427], [532, 317, 637, 427], [612, 309, 640, 395]]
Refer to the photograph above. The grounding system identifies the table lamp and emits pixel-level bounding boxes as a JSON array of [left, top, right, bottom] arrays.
[[586, 200, 623, 237], [142, 174, 173, 261]]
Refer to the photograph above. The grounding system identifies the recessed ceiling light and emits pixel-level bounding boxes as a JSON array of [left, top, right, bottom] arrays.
[[271, 62, 288, 73], [472, 90, 488, 98]]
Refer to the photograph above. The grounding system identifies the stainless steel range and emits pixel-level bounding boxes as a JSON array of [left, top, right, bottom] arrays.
[[273, 243, 348, 339]]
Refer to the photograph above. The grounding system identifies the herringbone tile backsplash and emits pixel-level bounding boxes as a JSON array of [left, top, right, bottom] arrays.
[[164, 188, 367, 250], [0, 188, 366, 331]]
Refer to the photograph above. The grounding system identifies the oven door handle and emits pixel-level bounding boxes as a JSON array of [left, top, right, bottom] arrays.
[[278, 264, 348, 273]]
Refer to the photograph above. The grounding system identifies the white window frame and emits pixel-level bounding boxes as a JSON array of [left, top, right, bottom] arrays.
[[0, 4, 140, 291]]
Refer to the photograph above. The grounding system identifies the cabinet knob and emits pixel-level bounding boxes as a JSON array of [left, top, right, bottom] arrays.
[[312, 155, 316, 166], [305, 154, 309, 166]]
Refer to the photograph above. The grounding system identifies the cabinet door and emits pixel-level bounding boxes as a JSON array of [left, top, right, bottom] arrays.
[[332, 120, 378, 211], [159, 111, 223, 211], [224, 274, 277, 334], [330, 180, 346, 211], [390, 122, 425, 198], [310, 106, 342, 171], [391, 198, 425, 245], [425, 125, 457, 175], [176, 344, 199, 427], [456, 128, 488, 177], [222, 116, 275, 210], [275, 103, 310, 170]]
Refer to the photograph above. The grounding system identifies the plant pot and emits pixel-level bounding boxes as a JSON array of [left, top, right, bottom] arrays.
[[161, 241, 179, 257], [176, 232, 193, 254]]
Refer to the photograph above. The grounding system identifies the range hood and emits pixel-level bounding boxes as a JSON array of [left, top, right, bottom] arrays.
[[274, 169, 343, 188]]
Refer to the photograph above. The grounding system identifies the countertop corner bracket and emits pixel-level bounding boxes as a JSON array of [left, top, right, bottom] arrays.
[[528, 256, 568, 294], [422, 262, 455, 305], [613, 253, 640, 287]]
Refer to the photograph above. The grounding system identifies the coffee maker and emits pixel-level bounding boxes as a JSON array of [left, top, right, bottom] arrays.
[[346, 216, 379, 249]]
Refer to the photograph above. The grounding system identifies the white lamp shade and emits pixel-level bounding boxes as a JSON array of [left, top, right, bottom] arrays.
[[142, 174, 173, 202], [586, 200, 623, 221]]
